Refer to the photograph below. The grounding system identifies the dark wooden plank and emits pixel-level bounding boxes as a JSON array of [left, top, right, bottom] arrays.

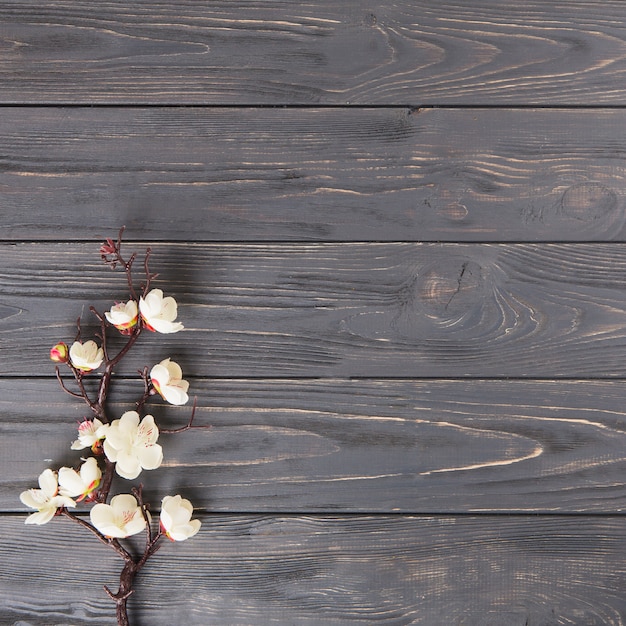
[[6, 378, 626, 513], [3, 513, 626, 624], [3, 1, 626, 105], [3, 242, 626, 377], [3, 107, 626, 242]]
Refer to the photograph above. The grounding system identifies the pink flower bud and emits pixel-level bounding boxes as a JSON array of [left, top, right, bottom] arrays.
[[100, 238, 117, 255], [50, 342, 69, 363]]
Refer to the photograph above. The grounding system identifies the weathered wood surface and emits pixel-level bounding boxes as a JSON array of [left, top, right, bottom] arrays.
[[2, 1, 626, 105], [3, 242, 626, 377], [6, 378, 626, 514], [5, 0, 626, 623], [3, 107, 626, 242], [4, 514, 626, 625]]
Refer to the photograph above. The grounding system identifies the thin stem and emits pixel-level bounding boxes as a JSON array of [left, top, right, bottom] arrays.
[[138, 531, 163, 569], [100, 226, 138, 301], [55, 366, 85, 400], [90, 306, 109, 362], [96, 326, 142, 415], [125, 252, 138, 301], [69, 367, 99, 415], [61, 509, 131, 562], [141, 248, 159, 297], [74, 316, 82, 343], [55, 363, 99, 414], [160, 397, 206, 434], [135, 367, 154, 414]]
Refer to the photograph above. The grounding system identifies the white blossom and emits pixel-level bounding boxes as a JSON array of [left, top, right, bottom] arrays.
[[58, 457, 102, 501], [105, 300, 138, 333], [19, 469, 76, 525], [70, 418, 106, 451], [139, 289, 184, 334], [69, 340, 104, 372], [160, 495, 201, 541], [150, 358, 189, 405], [103, 411, 163, 480], [90, 493, 147, 538]]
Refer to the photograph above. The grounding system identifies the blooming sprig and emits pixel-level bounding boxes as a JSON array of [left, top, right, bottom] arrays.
[[20, 469, 76, 525], [26, 228, 203, 625]]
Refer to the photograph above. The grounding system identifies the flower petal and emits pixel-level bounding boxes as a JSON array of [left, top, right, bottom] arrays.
[[57, 467, 85, 498], [103, 439, 119, 463], [137, 415, 159, 445], [137, 443, 163, 471], [149, 318, 184, 334], [163, 358, 183, 380], [51, 495, 76, 509], [124, 511, 148, 537], [38, 469, 58, 498], [119, 410, 140, 431], [114, 451, 142, 480], [80, 457, 101, 484], [25, 508, 57, 525], [90, 503, 124, 537], [161, 383, 189, 406], [20, 489, 47, 509], [149, 363, 170, 387]]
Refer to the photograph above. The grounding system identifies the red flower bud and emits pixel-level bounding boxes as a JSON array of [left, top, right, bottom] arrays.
[[50, 342, 69, 363], [100, 238, 117, 255]]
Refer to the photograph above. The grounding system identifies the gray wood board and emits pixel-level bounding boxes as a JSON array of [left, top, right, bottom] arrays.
[[2, 107, 626, 241], [3, 242, 626, 377], [3, 514, 626, 624], [5, 378, 626, 514], [2, 2, 626, 105]]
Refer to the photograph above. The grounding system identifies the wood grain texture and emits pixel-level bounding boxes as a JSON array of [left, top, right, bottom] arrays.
[[2, 1, 626, 104], [3, 107, 626, 242], [4, 3, 626, 622], [3, 242, 626, 377], [4, 514, 626, 624], [6, 378, 626, 513]]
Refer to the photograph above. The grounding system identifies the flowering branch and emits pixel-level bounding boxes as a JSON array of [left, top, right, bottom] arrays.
[[20, 229, 203, 625]]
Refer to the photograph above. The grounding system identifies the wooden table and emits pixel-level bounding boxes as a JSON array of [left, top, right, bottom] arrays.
[[3, 2, 626, 623]]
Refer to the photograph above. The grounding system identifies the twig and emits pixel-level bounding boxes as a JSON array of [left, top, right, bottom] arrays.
[[55, 366, 85, 400], [96, 326, 142, 414], [61, 509, 131, 562], [135, 367, 154, 413], [90, 306, 109, 362], [141, 247, 159, 297], [160, 397, 206, 434]]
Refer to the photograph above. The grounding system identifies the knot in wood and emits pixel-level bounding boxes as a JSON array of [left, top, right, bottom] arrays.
[[417, 258, 485, 319], [560, 182, 618, 221]]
